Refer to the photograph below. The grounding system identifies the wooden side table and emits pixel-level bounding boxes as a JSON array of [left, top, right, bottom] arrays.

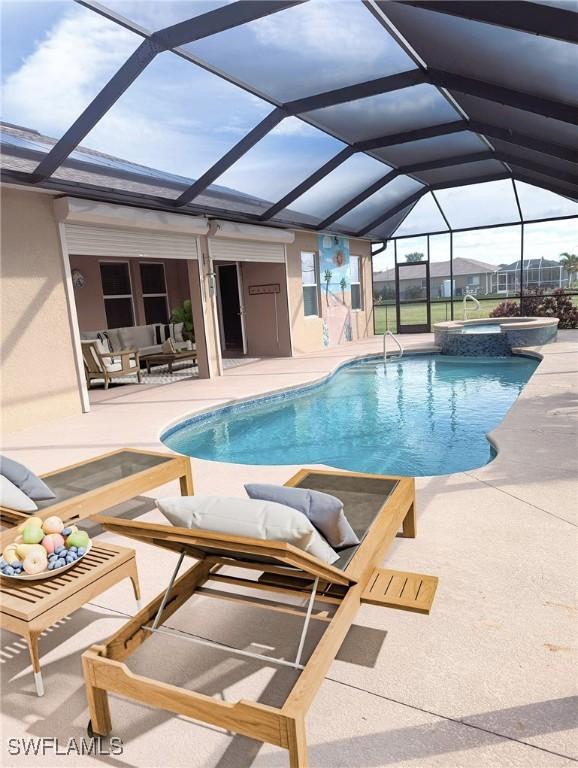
[[0, 541, 139, 696]]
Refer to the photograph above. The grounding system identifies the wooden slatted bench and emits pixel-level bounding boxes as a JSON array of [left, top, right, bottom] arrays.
[[361, 567, 438, 614], [0, 542, 140, 696]]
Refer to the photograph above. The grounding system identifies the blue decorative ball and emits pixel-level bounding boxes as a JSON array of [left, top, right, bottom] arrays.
[[4, 566, 15, 576], [77, 547, 86, 556], [62, 528, 72, 536]]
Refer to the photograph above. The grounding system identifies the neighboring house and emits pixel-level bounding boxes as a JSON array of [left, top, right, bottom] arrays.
[[373, 257, 497, 300], [492, 258, 570, 294]]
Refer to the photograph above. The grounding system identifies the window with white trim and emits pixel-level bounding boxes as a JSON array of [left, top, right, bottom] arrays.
[[301, 251, 319, 317], [140, 261, 169, 324], [350, 255, 362, 310], [100, 262, 134, 328]]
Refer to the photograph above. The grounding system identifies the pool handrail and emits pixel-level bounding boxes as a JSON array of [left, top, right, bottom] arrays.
[[463, 293, 480, 320], [383, 330, 403, 361]]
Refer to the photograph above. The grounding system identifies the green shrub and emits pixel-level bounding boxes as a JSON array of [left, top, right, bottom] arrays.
[[171, 299, 195, 340]]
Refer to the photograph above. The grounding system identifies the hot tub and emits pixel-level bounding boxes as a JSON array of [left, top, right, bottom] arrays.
[[434, 317, 558, 356]]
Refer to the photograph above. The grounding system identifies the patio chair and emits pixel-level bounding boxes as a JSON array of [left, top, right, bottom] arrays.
[[81, 340, 141, 389], [82, 470, 438, 767]]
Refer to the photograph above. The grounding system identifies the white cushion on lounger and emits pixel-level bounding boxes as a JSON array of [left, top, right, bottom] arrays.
[[156, 495, 339, 564], [0, 475, 38, 512]]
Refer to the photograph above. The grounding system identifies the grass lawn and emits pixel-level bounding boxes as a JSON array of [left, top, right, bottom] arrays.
[[373, 298, 505, 334], [373, 294, 578, 333]]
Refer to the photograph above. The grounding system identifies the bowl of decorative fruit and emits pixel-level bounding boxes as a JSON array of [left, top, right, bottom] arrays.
[[0, 516, 91, 580]]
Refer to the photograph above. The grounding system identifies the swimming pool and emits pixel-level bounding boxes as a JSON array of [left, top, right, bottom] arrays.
[[162, 354, 539, 476], [459, 323, 502, 334]]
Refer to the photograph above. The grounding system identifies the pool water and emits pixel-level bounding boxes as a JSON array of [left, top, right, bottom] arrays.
[[163, 355, 538, 476], [460, 324, 502, 334]]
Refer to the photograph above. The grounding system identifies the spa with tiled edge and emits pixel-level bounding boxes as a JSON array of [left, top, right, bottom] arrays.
[[434, 317, 559, 356]]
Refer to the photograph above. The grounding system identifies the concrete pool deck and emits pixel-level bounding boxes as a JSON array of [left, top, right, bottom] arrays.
[[1, 331, 577, 768]]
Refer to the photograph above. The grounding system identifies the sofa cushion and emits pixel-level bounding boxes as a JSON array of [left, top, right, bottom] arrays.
[[0, 475, 39, 512], [0, 455, 55, 500], [119, 325, 155, 350], [104, 359, 138, 373], [245, 483, 359, 549], [156, 495, 339, 564]]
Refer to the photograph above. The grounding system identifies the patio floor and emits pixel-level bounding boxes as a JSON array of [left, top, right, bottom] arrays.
[[1, 332, 577, 768]]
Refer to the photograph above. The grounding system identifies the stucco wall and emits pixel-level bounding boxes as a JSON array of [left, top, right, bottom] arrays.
[[286, 231, 373, 354], [69, 254, 191, 331], [1, 188, 82, 433]]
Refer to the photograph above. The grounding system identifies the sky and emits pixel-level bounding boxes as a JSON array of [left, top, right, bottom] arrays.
[[1, 0, 577, 255]]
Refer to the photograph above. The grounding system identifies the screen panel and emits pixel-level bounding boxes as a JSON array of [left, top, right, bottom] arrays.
[[289, 153, 388, 220], [523, 219, 578, 293], [303, 84, 460, 144], [79, 51, 271, 186], [334, 175, 423, 232], [394, 193, 449, 237], [95, 1, 230, 31], [371, 132, 487, 168], [510, 166, 578, 199], [489, 139, 578, 179], [449, 93, 578, 150], [435, 180, 521, 228], [412, 159, 506, 186], [186, 1, 416, 102], [382, 2, 578, 106], [453, 225, 522, 299], [366, 203, 417, 241], [1, 3, 141, 143], [212, 119, 346, 204], [515, 181, 578, 220]]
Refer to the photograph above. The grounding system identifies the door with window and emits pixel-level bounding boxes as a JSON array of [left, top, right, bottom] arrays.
[[395, 260, 431, 333], [100, 262, 134, 328], [140, 262, 169, 324]]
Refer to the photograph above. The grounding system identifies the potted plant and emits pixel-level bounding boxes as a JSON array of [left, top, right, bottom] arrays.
[[170, 300, 195, 341]]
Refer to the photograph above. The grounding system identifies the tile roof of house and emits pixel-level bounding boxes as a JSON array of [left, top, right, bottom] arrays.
[[0, 122, 321, 231], [374, 257, 498, 282]]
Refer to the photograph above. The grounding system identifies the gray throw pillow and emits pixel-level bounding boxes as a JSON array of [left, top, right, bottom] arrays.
[[244, 483, 359, 549], [0, 455, 56, 500]]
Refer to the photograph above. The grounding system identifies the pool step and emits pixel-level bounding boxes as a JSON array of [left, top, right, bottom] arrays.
[[361, 568, 438, 614]]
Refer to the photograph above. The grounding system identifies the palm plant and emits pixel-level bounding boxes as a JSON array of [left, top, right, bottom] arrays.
[[560, 252, 578, 287]]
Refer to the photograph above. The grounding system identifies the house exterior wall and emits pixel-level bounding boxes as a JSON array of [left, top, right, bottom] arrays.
[[1, 187, 375, 433], [286, 231, 373, 354], [69, 254, 190, 331], [1, 188, 83, 433]]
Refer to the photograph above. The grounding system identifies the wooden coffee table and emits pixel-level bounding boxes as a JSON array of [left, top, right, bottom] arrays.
[[0, 541, 139, 696], [0, 448, 193, 530], [142, 350, 197, 374]]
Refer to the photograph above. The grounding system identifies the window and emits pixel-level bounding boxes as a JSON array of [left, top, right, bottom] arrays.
[[301, 251, 319, 317], [350, 255, 362, 310], [100, 262, 134, 329], [140, 262, 169, 324]]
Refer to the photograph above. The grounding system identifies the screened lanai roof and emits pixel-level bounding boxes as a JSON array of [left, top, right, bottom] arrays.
[[1, 0, 577, 240]]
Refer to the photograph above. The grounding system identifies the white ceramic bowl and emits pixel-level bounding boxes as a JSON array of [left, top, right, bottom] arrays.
[[2, 541, 92, 581]]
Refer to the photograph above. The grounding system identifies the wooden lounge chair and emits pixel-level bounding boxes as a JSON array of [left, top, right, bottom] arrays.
[[82, 469, 438, 767], [81, 340, 141, 389]]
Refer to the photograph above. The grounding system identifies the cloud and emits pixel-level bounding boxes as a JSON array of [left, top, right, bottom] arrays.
[[1, 7, 138, 136], [1, 5, 270, 180]]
